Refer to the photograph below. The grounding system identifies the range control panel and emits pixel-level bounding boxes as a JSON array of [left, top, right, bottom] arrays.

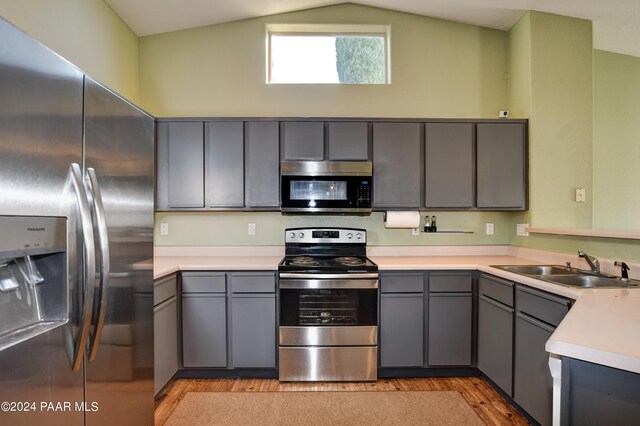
[[285, 228, 366, 244]]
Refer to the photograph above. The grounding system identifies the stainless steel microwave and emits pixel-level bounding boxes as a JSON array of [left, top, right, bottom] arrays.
[[280, 161, 372, 214]]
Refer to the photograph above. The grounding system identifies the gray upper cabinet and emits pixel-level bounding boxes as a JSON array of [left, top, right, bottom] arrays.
[[424, 123, 474, 208], [476, 123, 527, 209], [245, 121, 280, 207], [372, 122, 422, 208], [327, 122, 369, 160], [206, 121, 244, 207], [282, 121, 324, 160], [156, 121, 204, 209]]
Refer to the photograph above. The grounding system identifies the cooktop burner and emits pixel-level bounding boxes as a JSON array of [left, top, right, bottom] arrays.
[[279, 227, 378, 274]]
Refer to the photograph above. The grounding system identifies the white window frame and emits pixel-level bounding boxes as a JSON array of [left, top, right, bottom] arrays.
[[266, 23, 391, 84]]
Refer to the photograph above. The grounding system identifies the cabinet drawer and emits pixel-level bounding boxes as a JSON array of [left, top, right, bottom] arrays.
[[231, 272, 275, 293], [516, 285, 571, 327], [429, 273, 472, 293], [479, 274, 514, 307], [182, 272, 226, 293], [380, 272, 424, 293], [154, 274, 177, 306]]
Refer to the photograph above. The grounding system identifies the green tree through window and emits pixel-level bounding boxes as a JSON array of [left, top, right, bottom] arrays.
[[335, 36, 385, 84]]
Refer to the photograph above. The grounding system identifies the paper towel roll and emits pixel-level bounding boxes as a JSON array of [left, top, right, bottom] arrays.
[[384, 211, 421, 229]]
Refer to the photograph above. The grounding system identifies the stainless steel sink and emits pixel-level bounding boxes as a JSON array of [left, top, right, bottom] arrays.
[[493, 265, 575, 276], [544, 275, 639, 288], [491, 264, 639, 288]]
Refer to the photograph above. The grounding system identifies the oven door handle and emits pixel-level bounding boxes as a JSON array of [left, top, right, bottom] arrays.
[[279, 278, 379, 289], [279, 273, 379, 280]]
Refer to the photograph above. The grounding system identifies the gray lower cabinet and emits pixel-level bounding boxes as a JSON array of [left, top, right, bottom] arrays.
[[427, 272, 473, 366], [424, 123, 474, 208], [154, 274, 178, 395], [514, 285, 571, 426], [156, 121, 204, 209], [379, 272, 424, 367], [181, 271, 277, 370], [476, 123, 527, 209], [181, 273, 227, 368], [477, 275, 515, 395], [380, 293, 424, 367], [229, 272, 276, 368], [206, 121, 244, 207], [327, 122, 369, 160], [561, 357, 640, 426], [282, 121, 324, 160], [245, 121, 280, 207], [372, 122, 422, 208]]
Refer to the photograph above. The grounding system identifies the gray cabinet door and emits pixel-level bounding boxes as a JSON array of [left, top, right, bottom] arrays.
[[477, 295, 514, 395], [157, 121, 204, 208], [206, 121, 244, 207], [428, 294, 472, 366], [245, 121, 280, 207], [514, 313, 555, 426], [477, 123, 526, 209], [380, 293, 424, 367], [372, 123, 422, 208], [154, 297, 177, 395], [327, 122, 369, 160], [182, 294, 227, 367], [282, 121, 324, 160], [231, 294, 276, 368], [424, 123, 474, 208]]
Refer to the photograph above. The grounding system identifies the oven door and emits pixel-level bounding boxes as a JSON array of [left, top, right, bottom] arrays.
[[279, 276, 378, 346], [280, 175, 372, 213]]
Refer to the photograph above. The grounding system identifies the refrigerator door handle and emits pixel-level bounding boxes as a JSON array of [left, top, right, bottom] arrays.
[[86, 168, 110, 362], [69, 163, 97, 371]]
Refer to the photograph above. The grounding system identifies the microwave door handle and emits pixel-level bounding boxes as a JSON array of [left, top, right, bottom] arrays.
[[86, 168, 110, 362], [69, 163, 97, 372]]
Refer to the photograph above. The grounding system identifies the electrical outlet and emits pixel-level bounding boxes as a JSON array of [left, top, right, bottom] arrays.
[[160, 223, 169, 236], [411, 228, 420, 236], [486, 223, 494, 235], [575, 188, 586, 202], [248, 223, 256, 236], [516, 223, 529, 237]]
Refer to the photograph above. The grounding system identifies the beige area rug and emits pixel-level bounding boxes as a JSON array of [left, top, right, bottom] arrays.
[[165, 391, 484, 426]]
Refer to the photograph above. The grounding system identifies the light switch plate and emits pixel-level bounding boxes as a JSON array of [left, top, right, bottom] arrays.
[[486, 223, 494, 235], [248, 223, 256, 236], [411, 228, 420, 236], [516, 223, 529, 237], [575, 188, 586, 202], [160, 223, 169, 236]]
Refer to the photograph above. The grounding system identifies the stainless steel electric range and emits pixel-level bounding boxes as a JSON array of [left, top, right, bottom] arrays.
[[278, 227, 379, 382]]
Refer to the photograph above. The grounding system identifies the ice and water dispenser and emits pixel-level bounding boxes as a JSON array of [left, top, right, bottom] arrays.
[[0, 216, 68, 351]]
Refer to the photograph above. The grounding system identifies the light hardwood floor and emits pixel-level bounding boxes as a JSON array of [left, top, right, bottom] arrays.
[[155, 377, 530, 425]]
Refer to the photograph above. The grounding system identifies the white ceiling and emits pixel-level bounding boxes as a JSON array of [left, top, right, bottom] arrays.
[[104, 0, 640, 57]]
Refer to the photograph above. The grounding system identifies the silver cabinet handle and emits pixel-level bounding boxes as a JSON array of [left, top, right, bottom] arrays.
[[86, 168, 110, 362], [69, 163, 96, 372]]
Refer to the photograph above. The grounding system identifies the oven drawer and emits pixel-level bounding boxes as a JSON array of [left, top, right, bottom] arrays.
[[279, 347, 377, 382], [279, 325, 377, 346]]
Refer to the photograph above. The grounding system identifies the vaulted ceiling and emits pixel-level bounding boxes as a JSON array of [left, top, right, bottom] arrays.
[[104, 0, 640, 57]]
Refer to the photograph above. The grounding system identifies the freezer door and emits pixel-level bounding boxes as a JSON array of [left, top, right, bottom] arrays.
[[83, 77, 155, 426], [0, 18, 84, 426]]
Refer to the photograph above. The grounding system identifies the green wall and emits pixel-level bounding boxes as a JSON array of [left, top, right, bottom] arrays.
[[508, 12, 640, 262], [593, 50, 640, 230], [139, 4, 508, 118], [0, 0, 140, 103], [154, 212, 510, 246]]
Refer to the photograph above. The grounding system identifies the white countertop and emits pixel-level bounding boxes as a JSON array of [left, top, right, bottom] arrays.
[[154, 250, 640, 374]]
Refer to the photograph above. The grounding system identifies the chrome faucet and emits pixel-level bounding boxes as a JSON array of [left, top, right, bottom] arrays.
[[578, 250, 600, 274]]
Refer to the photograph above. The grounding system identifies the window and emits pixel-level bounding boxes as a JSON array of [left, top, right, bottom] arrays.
[[267, 24, 390, 84]]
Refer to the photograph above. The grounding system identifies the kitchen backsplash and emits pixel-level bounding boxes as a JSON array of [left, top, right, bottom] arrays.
[[154, 211, 510, 246]]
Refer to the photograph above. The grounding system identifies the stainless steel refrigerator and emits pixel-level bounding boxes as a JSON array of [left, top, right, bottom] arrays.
[[0, 17, 155, 425]]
